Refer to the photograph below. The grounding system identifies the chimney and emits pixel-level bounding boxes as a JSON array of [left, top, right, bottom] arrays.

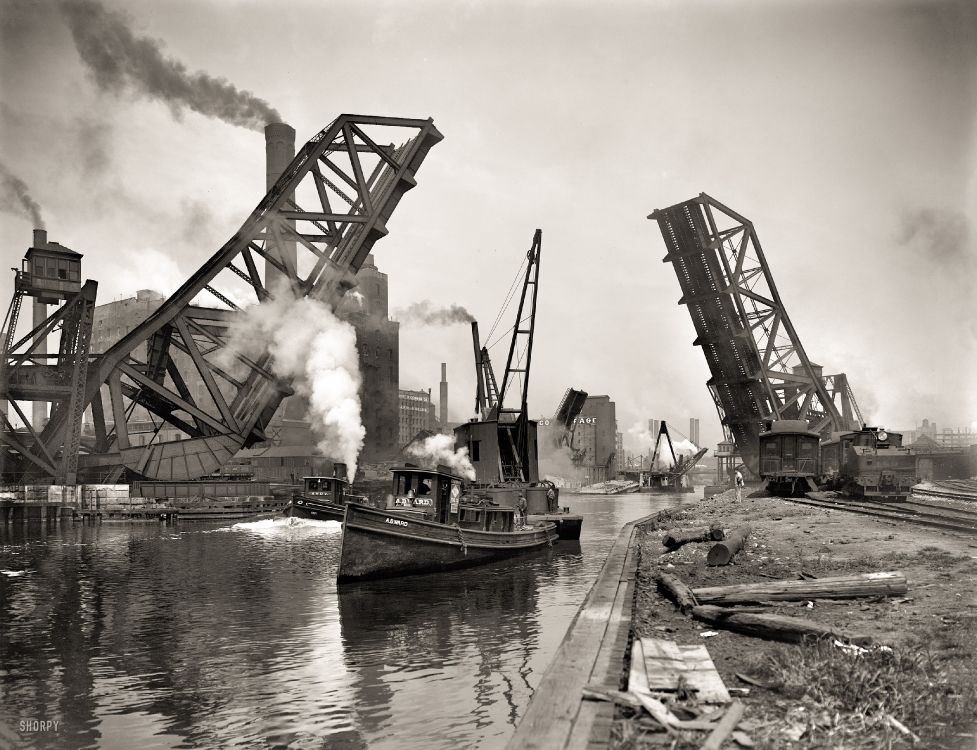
[[265, 122, 295, 191], [440, 362, 448, 429], [265, 123, 306, 426], [33, 228, 47, 248], [264, 123, 296, 291]]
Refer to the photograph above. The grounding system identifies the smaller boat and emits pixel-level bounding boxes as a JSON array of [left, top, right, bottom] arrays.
[[338, 464, 558, 582], [288, 463, 369, 522]]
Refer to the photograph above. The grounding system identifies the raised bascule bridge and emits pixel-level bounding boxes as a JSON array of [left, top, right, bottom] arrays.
[[649, 194, 862, 476], [1, 115, 442, 487]]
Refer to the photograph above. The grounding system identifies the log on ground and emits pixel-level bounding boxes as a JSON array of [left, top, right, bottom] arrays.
[[693, 571, 907, 605], [691, 604, 872, 645], [706, 526, 751, 566], [662, 524, 725, 550], [654, 571, 698, 614]]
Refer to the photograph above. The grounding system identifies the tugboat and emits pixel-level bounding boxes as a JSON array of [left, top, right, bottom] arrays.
[[337, 464, 558, 582], [288, 462, 368, 521]]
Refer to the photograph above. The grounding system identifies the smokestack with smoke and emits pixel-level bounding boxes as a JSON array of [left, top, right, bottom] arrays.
[[58, 0, 281, 131], [222, 290, 365, 480], [0, 161, 44, 228], [439, 362, 448, 427], [391, 301, 475, 326], [405, 433, 476, 481]]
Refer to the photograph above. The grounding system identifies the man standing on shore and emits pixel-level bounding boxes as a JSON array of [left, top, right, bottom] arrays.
[[734, 469, 745, 501]]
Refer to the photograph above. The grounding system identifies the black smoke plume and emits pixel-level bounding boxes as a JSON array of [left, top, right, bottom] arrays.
[[0, 160, 44, 228], [391, 301, 476, 326], [58, 0, 281, 131]]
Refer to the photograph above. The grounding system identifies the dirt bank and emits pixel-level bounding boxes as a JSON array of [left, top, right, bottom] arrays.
[[612, 489, 977, 749]]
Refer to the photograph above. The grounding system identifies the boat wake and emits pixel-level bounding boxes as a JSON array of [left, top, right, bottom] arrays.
[[227, 517, 342, 534]]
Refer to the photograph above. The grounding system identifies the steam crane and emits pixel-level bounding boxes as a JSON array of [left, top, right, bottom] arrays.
[[644, 421, 708, 493], [466, 229, 542, 482], [649, 194, 862, 475], [456, 230, 582, 539], [470, 320, 501, 421], [0, 115, 442, 484]]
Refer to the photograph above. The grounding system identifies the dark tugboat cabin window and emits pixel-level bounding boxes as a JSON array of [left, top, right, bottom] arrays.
[[305, 478, 333, 493]]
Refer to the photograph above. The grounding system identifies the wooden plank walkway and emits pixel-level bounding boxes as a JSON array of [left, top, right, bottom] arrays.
[[506, 513, 654, 750]]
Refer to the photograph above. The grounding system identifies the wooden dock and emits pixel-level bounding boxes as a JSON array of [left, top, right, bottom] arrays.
[[506, 513, 654, 750]]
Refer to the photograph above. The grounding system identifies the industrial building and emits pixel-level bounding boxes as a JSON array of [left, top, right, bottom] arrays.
[[572, 395, 618, 485], [399, 388, 437, 448], [340, 254, 400, 464]]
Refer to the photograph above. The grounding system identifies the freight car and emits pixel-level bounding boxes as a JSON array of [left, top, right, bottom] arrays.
[[757, 420, 821, 496], [820, 427, 916, 500]]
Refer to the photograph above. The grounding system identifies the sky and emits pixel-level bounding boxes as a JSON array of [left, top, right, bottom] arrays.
[[1, 0, 975, 456]]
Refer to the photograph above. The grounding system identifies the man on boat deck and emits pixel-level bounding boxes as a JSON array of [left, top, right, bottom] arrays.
[[515, 495, 528, 528]]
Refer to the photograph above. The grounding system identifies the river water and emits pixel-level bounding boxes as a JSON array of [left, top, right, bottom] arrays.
[[0, 490, 701, 749]]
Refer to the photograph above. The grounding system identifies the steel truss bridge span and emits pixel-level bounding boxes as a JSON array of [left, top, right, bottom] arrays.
[[650, 194, 861, 474], [4, 115, 442, 483]]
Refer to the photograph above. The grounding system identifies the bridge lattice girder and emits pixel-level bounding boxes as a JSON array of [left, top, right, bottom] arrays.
[[3, 115, 442, 483], [650, 193, 858, 474], [1, 280, 98, 483]]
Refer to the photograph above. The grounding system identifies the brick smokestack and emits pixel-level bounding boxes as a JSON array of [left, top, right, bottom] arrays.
[[264, 122, 296, 292], [440, 362, 448, 430], [264, 123, 304, 424]]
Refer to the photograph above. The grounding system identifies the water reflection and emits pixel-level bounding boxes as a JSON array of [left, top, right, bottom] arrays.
[[0, 493, 696, 749]]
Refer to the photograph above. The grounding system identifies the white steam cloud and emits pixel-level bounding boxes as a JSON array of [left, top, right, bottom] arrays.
[[391, 300, 475, 326], [223, 290, 364, 480], [405, 433, 476, 480], [627, 421, 698, 469], [538, 442, 581, 485], [58, 0, 282, 131]]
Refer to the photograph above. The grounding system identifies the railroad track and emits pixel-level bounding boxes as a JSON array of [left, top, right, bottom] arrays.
[[911, 481, 977, 503], [781, 492, 977, 536]]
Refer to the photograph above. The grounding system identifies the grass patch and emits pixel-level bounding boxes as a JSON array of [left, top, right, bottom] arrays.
[[746, 640, 977, 747]]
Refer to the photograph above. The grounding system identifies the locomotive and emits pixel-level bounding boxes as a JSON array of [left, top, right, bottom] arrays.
[[820, 427, 916, 500], [757, 422, 917, 500]]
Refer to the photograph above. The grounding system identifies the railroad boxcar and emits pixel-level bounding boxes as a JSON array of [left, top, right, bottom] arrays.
[[837, 427, 916, 500], [758, 420, 821, 496]]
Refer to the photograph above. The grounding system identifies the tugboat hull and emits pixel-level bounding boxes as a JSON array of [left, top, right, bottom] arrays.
[[288, 495, 345, 522], [527, 513, 583, 540], [338, 503, 557, 582]]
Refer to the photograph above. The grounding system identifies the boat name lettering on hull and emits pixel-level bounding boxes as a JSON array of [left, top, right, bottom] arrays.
[[384, 517, 409, 527]]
